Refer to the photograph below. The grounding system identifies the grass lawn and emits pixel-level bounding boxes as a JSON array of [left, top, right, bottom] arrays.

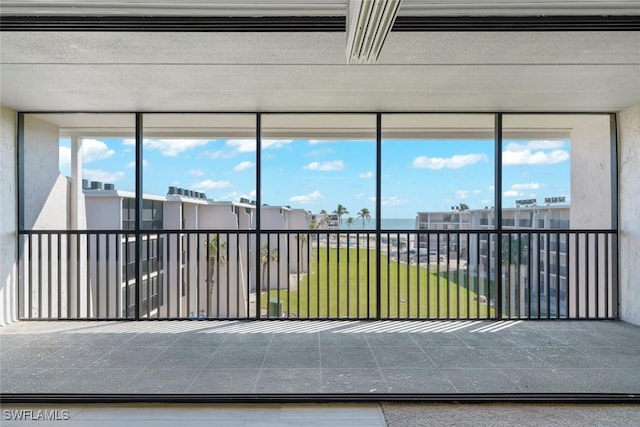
[[261, 247, 494, 319]]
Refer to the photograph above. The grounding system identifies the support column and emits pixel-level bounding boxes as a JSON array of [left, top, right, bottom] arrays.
[[69, 137, 83, 317], [618, 105, 640, 325]]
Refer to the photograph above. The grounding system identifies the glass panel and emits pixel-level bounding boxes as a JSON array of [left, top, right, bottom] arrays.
[[22, 113, 136, 231], [20, 114, 135, 320], [142, 113, 256, 319], [381, 114, 496, 319], [261, 114, 377, 318], [500, 114, 613, 319]]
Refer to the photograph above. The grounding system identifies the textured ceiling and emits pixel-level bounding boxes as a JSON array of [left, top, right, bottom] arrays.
[[1, 1, 640, 112]]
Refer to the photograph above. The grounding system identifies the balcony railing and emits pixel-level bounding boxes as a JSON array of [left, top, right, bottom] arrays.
[[17, 229, 617, 320]]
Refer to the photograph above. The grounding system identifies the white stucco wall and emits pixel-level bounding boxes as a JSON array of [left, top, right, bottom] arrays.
[[618, 105, 640, 325], [570, 115, 613, 229], [85, 195, 121, 229], [0, 106, 17, 325], [23, 115, 68, 230]]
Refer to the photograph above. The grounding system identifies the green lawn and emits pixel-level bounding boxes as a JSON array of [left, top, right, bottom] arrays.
[[261, 247, 494, 319]]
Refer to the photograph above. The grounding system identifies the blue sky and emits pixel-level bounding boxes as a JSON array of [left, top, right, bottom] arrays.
[[59, 137, 570, 218]]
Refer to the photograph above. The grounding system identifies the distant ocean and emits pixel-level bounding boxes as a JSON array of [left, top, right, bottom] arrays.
[[340, 218, 415, 230]]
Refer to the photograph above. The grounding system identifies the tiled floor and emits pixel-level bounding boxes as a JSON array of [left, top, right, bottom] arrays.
[[1, 320, 639, 394]]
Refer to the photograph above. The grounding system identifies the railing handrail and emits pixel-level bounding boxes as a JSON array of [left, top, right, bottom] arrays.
[[18, 228, 618, 235]]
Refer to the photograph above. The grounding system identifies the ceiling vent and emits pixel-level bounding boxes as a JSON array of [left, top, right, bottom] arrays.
[[346, 0, 402, 64]]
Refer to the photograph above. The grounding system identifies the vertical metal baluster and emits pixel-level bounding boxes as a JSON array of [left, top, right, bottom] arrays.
[[556, 232, 561, 319], [456, 231, 461, 319], [427, 232, 431, 319], [416, 231, 421, 319], [585, 232, 590, 318], [57, 233, 62, 319], [346, 231, 350, 319], [86, 233, 91, 318], [47, 233, 52, 319], [96, 233, 101, 319], [446, 233, 451, 318], [527, 232, 532, 319], [545, 232, 551, 319], [564, 232, 570, 319], [187, 233, 191, 318], [205, 232, 210, 318], [595, 232, 600, 318], [38, 234, 42, 319], [27, 234, 33, 319], [537, 233, 542, 319], [604, 232, 609, 318], [436, 232, 440, 318]]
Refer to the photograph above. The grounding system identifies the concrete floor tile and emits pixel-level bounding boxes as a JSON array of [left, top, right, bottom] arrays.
[[525, 346, 611, 369], [187, 368, 260, 393], [369, 346, 436, 368], [440, 368, 517, 393], [424, 346, 493, 369], [122, 368, 201, 393], [320, 346, 376, 369], [148, 347, 217, 369], [254, 368, 321, 393], [321, 368, 387, 393], [206, 346, 267, 369], [383, 368, 457, 393], [500, 368, 586, 393], [262, 346, 320, 368]]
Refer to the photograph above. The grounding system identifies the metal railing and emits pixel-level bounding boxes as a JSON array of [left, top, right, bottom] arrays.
[[17, 229, 617, 320]]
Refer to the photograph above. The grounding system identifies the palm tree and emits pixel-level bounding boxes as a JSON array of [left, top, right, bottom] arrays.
[[333, 204, 349, 229], [357, 207, 371, 229], [260, 243, 279, 291], [206, 234, 226, 314], [346, 217, 355, 229]]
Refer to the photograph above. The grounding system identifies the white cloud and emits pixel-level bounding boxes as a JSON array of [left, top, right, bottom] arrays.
[[191, 179, 231, 190], [505, 140, 565, 151], [226, 139, 293, 153], [249, 189, 257, 197], [233, 161, 254, 172], [307, 148, 335, 157], [412, 153, 487, 169], [124, 138, 211, 157], [60, 139, 115, 165], [125, 160, 148, 168], [303, 160, 344, 171], [355, 192, 367, 199], [82, 139, 116, 162], [503, 140, 569, 166], [150, 139, 210, 157], [473, 190, 482, 194], [189, 168, 206, 176], [59, 146, 70, 166], [289, 190, 324, 204], [381, 196, 409, 206], [503, 182, 543, 197], [226, 139, 256, 153], [83, 169, 125, 182], [511, 182, 542, 190], [456, 190, 469, 199], [488, 185, 495, 191], [359, 171, 373, 179]]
